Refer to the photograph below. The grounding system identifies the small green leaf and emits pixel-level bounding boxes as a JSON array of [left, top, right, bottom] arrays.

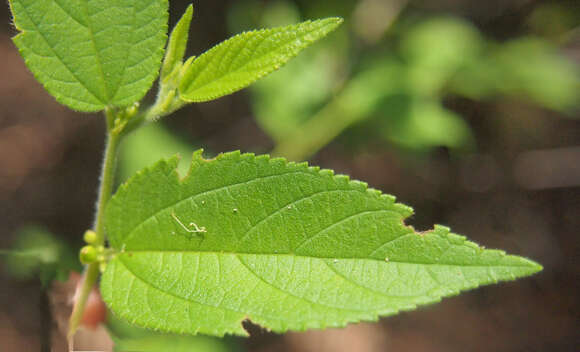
[[160, 4, 193, 82], [9, 0, 168, 112], [179, 18, 343, 102], [101, 151, 541, 336]]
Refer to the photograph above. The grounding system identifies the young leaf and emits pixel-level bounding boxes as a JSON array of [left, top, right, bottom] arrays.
[[9, 0, 168, 112], [160, 4, 193, 82], [179, 18, 343, 102], [101, 151, 541, 336]]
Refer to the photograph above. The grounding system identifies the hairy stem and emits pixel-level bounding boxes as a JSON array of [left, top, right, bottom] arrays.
[[68, 114, 121, 341], [93, 128, 121, 244]]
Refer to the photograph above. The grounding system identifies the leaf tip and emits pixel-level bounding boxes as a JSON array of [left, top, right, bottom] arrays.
[[522, 258, 543, 274], [328, 16, 344, 26], [185, 3, 194, 17]]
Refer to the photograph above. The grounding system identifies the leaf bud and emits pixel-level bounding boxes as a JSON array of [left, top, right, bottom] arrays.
[[79, 245, 98, 264], [83, 230, 97, 245]]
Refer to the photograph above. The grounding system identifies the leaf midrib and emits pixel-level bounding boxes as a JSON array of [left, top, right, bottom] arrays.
[[116, 250, 537, 268], [108, 1, 138, 102], [81, 0, 110, 102], [114, 250, 534, 327]]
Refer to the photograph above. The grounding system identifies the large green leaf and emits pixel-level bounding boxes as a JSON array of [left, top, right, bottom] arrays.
[[9, 0, 168, 112], [101, 151, 541, 336], [179, 18, 342, 102]]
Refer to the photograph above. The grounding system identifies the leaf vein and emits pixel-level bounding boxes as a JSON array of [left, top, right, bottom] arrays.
[[81, 0, 110, 102], [234, 254, 370, 313], [293, 210, 395, 253], [367, 232, 415, 257], [323, 260, 398, 298], [52, 0, 87, 28], [237, 189, 358, 245]]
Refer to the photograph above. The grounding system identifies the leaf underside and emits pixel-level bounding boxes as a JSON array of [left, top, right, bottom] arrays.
[[9, 0, 168, 112], [101, 151, 541, 336], [178, 18, 343, 102]]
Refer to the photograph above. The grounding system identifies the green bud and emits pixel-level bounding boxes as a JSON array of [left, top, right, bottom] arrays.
[[125, 102, 139, 118], [83, 230, 97, 245], [79, 245, 98, 264]]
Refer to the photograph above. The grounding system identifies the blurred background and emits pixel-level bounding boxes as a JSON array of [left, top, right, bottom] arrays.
[[1, 0, 579, 351]]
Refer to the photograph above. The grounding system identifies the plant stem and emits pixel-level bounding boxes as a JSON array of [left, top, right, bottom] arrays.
[[67, 262, 99, 342], [93, 129, 121, 245], [68, 116, 121, 341]]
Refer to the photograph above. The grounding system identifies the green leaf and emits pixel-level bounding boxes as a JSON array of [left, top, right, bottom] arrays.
[[101, 151, 541, 336], [179, 18, 343, 102], [160, 4, 193, 82], [9, 0, 168, 112]]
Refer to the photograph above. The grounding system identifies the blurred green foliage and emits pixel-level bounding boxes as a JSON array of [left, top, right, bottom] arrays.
[[450, 37, 579, 111], [108, 313, 233, 352], [118, 123, 193, 182], [2, 226, 79, 286], [225, 0, 579, 160], [116, 1, 578, 164]]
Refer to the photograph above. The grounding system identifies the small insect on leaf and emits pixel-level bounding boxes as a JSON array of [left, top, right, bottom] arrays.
[[171, 212, 206, 236]]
